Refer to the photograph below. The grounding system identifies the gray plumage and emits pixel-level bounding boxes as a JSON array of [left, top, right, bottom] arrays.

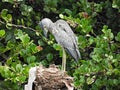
[[39, 18, 81, 62]]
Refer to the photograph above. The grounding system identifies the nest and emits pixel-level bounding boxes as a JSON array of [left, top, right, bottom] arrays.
[[34, 64, 73, 90]]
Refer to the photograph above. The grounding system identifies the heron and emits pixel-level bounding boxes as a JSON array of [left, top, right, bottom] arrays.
[[39, 18, 81, 71]]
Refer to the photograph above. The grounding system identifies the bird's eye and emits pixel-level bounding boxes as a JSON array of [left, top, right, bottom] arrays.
[[59, 24, 62, 27]]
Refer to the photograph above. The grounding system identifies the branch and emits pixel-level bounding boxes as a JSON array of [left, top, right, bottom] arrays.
[[0, 19, 36, 32], [85, 70, 106, 77], [84, 70, 106, 85], [0, 20, 5, 24], [0, 19, 49, 43]]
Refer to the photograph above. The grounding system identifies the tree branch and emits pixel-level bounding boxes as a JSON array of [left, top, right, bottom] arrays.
[[0, 19, 49, 43], [0, 19, 37, 32]]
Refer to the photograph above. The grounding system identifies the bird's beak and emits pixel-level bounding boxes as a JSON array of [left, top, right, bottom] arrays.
[[43, 27, 48, 38], [39, 21, 48, 38]]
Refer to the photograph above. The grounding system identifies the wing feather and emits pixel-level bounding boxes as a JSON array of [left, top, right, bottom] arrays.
[[52, 21, 81, 61]]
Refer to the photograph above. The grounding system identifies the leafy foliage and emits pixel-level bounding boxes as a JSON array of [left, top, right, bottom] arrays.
[[0, 0, 120, 90]]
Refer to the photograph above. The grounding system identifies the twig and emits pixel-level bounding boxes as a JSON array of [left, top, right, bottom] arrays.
[[12, 24, 37, 32], [0, 19, 36, 32], [85, 70, 106, 77], [0, 20, 5, 24], [0, 19, 49, 43], [84, 70, 106, 85]]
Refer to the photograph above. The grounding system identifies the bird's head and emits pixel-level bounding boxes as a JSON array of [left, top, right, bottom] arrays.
[[39, 18, 53, 38]]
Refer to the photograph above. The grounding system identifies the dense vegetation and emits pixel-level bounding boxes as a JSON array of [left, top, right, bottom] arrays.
[[0, 0, 120, 90]]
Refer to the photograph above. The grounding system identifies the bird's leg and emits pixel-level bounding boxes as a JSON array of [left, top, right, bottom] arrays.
[[62, 47, 66, 72]]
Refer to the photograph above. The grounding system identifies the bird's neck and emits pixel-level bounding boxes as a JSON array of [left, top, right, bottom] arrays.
[[49, 23, 58, 35]]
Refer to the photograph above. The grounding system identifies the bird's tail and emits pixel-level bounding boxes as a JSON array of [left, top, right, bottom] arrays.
[[75, 49, 81, 62], [65, 48, 81, 63]]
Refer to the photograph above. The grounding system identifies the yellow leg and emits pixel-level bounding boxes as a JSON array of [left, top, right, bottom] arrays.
[[62, 48, 66, 71]]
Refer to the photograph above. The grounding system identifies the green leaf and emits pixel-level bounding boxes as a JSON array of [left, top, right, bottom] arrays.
[[7, 14, 12, 22], [79, 76, 85, 84], [20, 49, 27, 56], [112, 0, 120, 10], [20, 4, 33, 16], [53, 43, 62, 50], [0, 30, 5, 37], [113, 69, 120, 75], [16, 64, 23, 72], [1, 9, 8, 18], [87, 76, 96, 84], [47, 53, 53, 61], [78, 35, 87, 48], [102, 25, 114, 40], [115, 32, 120, 42], [1, 9, 12, 22], [36, 31, 40, 36], [59, 14, 64, 19], [15, 30, 30, 45], [80, 18, 92, 33], [2, 0, 14, 4], [21, 34, 30, 45], [89, 36, 94, 45], [18, 76, 26, 83], [64, 9, 72, 15], [27, 55, 36, 64], [6, 23, 12, 29], [0, 66, 11, 78], [15, 30, 23, 39], [6, 23, 12, 27], [28, 6, 33, 12], [38, 40, 45, 46], [1, 9, 8, 22], [29, 43, 38, 53]]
